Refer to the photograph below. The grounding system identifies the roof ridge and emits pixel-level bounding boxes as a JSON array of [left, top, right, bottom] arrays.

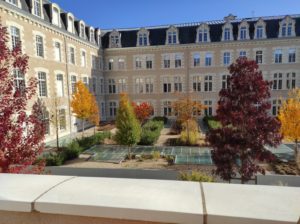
[[102, 13, 300, 32]]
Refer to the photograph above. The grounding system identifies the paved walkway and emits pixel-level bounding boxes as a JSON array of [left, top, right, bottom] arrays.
[[155, 128, 180, 146], [46, 126, 97, 147]]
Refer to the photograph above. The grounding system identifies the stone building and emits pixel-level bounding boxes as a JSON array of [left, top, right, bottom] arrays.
[[1, 0, 299, 143]]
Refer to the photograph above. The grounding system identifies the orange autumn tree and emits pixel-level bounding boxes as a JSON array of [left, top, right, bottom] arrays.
[[71, 81, 96, 136], [132, 102, 153, 124], [88, 95, 100, 134], [278, 88, 300, 169], [172, 95, 206, 145]]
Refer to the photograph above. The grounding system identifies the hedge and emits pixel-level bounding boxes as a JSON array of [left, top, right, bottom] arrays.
[[45, 131, 111, 166], [139, 120, 164, 145]]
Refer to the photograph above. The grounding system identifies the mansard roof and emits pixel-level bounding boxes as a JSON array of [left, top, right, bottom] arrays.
[[2, 0, 100, 46], [102, 14, 300, 49], [2, 0, 300, 49]]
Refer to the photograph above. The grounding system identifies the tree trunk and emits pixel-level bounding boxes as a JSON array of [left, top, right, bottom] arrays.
[[82, 120, 85, 137], [186, 120, 190, 145], [128, 146, 131, 160], [56, 126, 59, 151], [55, 111, 60, 151], [295, 140, 300, 170]]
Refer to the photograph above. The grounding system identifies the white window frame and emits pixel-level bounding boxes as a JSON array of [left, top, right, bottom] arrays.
[[67, 13, 75, 33], [238, 20, 249, 40], [196, 23, 210, 43], [137, 28, 149, 47], [166, 26, 179, 45], [254, 18, 267, 39], [109, 30, 121, 48], [32, 0, 42, 18], [36, 35, 44, 58], [222, 22, 233, 41], [79, 21, 86, 39], [279, 16, 296, 38], [51, 4, 60, 27]]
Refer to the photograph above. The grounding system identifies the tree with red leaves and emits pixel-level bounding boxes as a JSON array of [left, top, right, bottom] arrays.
[[132, 102, 153, 124], [206, 58, 282, 183], [0, 22, 45, 173]]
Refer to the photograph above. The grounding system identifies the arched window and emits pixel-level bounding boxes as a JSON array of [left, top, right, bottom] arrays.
[[52, 6, 60, 26], [196, 23, 210, 43], [79, 21, 85, 39], [279, 16, 295, 38], [166, 26, 179, 45], [90, 28, 95, 43], [137, 28, 149, 47], [67, 14, 75, 33], [96, 29, 102, 47]]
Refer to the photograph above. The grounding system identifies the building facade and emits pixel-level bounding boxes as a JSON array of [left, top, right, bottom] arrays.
[[1, 0, 300, 143]]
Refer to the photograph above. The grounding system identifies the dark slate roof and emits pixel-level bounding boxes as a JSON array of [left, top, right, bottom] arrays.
[[1, 0, 100, 46], [101, 14, 300, 49], [2, 0, 300, 49]]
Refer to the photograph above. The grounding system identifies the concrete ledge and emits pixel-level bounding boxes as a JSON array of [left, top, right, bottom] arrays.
[[203, 183, 300, 224], [35, 177, 203, 224], [0, 174, 299, 224], [0, 174, 74, 212]]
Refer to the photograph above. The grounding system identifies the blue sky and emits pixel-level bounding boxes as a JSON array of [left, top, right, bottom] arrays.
[[53, 0, 300, 29]]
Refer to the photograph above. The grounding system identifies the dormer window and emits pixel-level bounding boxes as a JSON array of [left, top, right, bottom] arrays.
[[224, 28, 230, 40], [79, 22, 85, 39], [254, 18, 266, 39], [240, 27, 246, 39], [67, 14, 75, 33], [222, 22, 233, 41], [197, 24, 210, 43], [279, 16, 295, 38], [168, 32, 177, 44], [137, 28, 149, 47], [256, 26, 263, 38], [109, 30, 121, 48], [96, 29, 101, 47], [238, 20, 249, 41], [222, 15, 234, 41], [90, 28, 95, 43], [33, 0, 42, 17], [52, 6, 60, 27], [166, 26, 179, 45]]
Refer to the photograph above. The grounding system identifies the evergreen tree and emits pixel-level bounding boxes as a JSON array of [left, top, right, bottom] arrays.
[[115, 93, 141, 159]]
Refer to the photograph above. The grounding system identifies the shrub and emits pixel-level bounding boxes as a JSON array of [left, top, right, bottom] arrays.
[[152, 116, 168, 124], [179, 171, 214, 182], [152, 151, 161, 161], [203, 116, 221, 130], [45, 153, 65, 166], [77, 131, 111, 149], [139, 121, 164, 145], [180, 119, 199, 145], [166, 155, 175, 165], [62, 141, 82, 160], [170, 120, 183, 134]]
